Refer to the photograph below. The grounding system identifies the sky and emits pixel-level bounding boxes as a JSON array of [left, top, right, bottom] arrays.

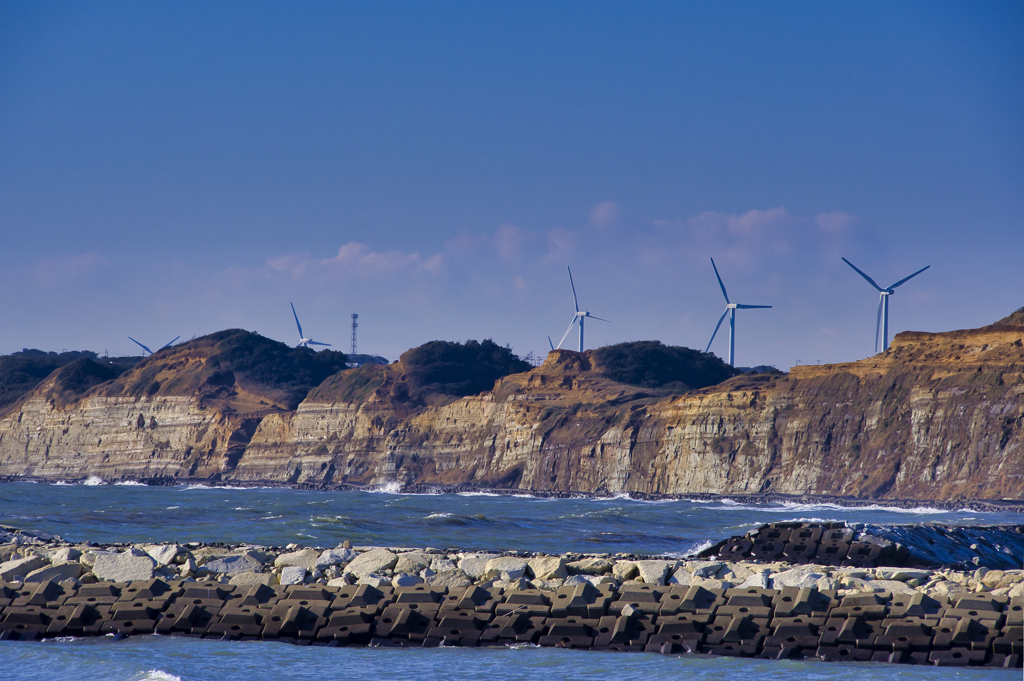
[[1, 1, 1022, 368]]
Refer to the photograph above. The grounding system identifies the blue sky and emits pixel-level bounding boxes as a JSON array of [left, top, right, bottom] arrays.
[[2, 1, 1021, 367]]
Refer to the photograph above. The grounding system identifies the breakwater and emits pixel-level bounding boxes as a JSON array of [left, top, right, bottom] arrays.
[[1, 523, 1021, 667]]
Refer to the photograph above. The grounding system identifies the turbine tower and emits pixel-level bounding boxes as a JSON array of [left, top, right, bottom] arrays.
[[842, 257, 929, 353], [555, 266, 610, 352], [705, 258, 771, 367], [350, 313, 358, 355], [290, 303, 331, 349], [128, 336, 180, 356]]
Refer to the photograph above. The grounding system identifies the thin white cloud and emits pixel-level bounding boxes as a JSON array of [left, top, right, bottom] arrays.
[[816, 211, 859, 234], [494, 223, 528, 262], [30, 253, 108, 288], [543, 226, 577, 264], [267, 242, 445, 279], [590, 201, 620, 229]]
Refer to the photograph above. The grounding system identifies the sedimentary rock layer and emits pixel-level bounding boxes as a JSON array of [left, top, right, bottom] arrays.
[[1, 319, 1022, 501]]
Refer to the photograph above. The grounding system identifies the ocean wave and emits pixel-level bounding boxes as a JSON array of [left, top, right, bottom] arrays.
[[52, 481, 72, 486], [165, 506, 180, 510], [775, 502, 955, 515], [82, 476, 106, 486], [115, 480, 147, 486], [425, 512, 454, 519], [366, 481, 403, 494], [138, 671, 182, 681], [677, 539, 715, 557], [257, 515, 283, 521]]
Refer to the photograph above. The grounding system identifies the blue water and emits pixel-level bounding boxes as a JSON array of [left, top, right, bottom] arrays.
[[1, 481, 1020, 680], [1, 482, 1017, 554], [0, 635, 1014, 681]]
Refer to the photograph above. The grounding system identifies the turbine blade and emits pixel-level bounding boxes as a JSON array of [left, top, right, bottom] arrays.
[[567, 266, 579, 312], [307, 341, 331, 346], [556, 316, 577, 349], [159, 336, 180, 351], [710, 257, 730, 304], [735, 304, 772, 309], [290, 302, 304, 339], [589, 316, 612, 323], [548, 336, 554, 351], [875, 295, 884, 353], [887, 265, 930, 290], [705, 310, 729, 353], [128, 337, 153, 355], [842, 257, 884, 292]]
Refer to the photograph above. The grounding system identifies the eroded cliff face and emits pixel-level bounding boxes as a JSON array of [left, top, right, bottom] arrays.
[[1, 320, 1022, 501]]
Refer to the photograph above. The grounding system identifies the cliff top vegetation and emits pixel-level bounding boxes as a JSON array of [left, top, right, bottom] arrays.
[[589, 340, 740, 391], [0, 349, 138, 413], [92, 330, 349, 411], [309, 338, 532, 407]]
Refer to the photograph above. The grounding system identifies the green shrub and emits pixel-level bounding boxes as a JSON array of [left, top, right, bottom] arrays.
[[591, 340, 739, 391], [401, 339, 531, 397]]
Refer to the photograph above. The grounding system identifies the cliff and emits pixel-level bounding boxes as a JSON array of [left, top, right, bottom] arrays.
[[0, 314, 1022, 502]]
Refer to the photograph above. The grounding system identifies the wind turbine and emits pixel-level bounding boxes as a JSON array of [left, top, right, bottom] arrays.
[[705, 258, 771, 367], [128, 336, 180, 356], [842, 257, 929, 353], [548, 336, 555, 352], [291, 303, 332, 349], [555, 267, 610, 352]]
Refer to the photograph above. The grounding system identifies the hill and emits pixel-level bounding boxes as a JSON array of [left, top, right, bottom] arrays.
[[0, 349, 139, 414], [90, 329, 349, 411]]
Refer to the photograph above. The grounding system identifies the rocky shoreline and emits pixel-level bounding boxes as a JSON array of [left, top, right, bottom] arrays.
[[3, 526, 1022, 599]]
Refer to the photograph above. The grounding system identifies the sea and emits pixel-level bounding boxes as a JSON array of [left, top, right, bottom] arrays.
[[0, 480, 1019, 680]]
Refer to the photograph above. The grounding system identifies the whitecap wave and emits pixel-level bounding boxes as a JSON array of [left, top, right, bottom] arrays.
[[367, 481, 403, 494], [115, 480, 147, 486], [165, 506, 180, 510], [775, 501, 954, 515], [138, 671, 183, 681], [82, 476, 106, 486], [673, 539, 714, 557], [52, 481, 72, 486], [456, 491, 503, 497], [425, 512, 454, 519]]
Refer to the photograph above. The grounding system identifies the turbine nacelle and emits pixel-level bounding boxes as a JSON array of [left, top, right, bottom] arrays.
[[705, 257, 771, 367], [290, 303, 332, 349], [555, 267, 610, 352], [842, 257, 929, 353]]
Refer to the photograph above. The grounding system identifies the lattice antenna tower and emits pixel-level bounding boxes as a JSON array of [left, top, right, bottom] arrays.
[[350, 313, 358, 355]]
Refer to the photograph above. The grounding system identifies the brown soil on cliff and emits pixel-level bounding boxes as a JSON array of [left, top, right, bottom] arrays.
[[88, 329, 348, 412], [995, 306, 1024, 326]]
